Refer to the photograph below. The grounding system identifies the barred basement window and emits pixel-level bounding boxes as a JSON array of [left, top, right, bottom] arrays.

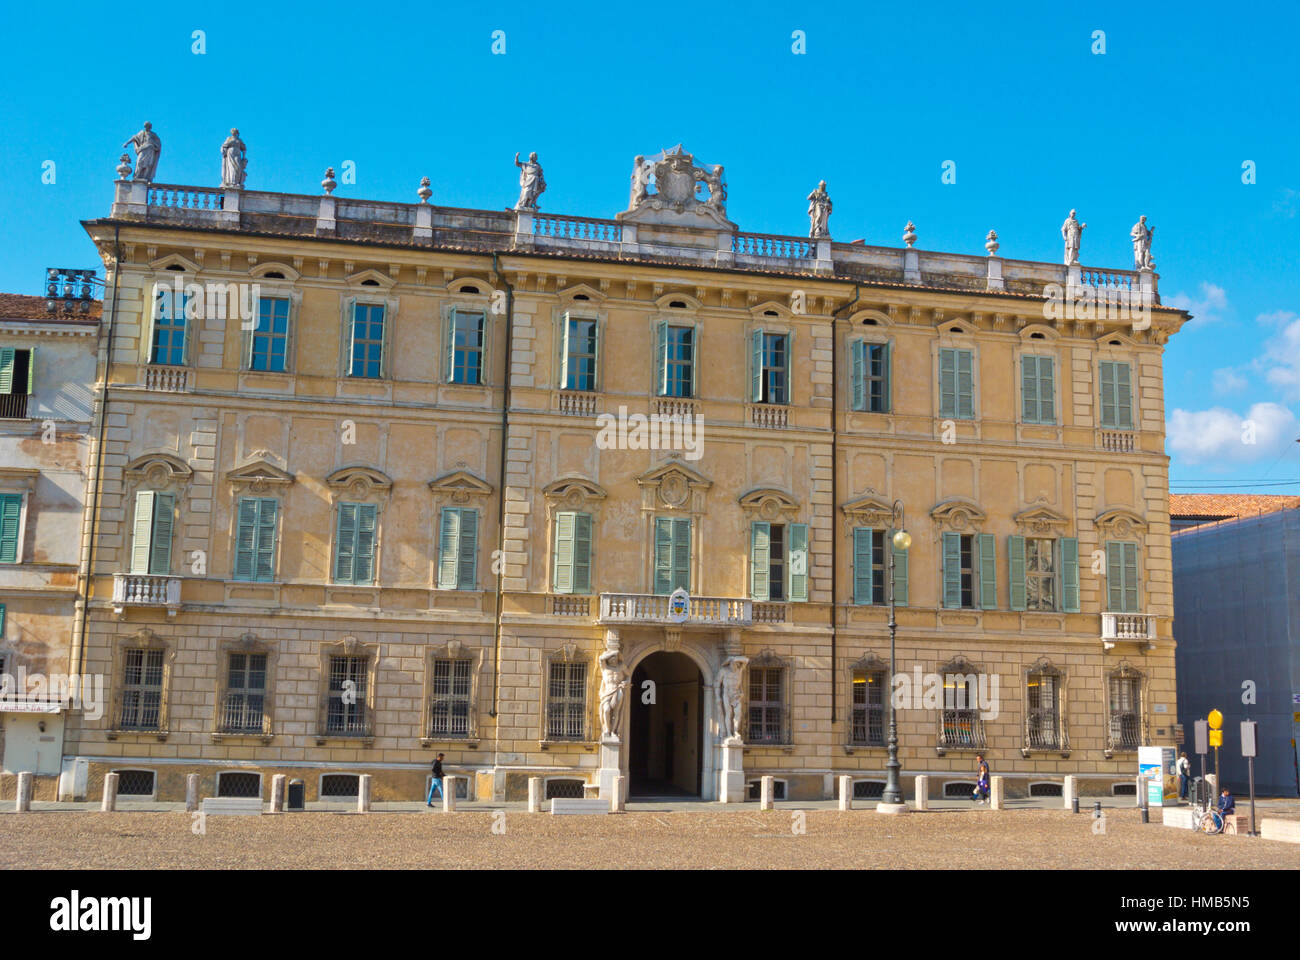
[[747, 779, 786, 800], [118, 648, 164, 730], [1029, 782, 1063, 798], [220, 652, 266, 733], [321, 774, 360, 798], [944, 781, 977, 798], [850, 668, 886, 746], [546, 660, 587, 740], [114, 770, 155, 796], [1112, 782, 1137, 796], [545, 778, 585, 799], [216, 772, 261, 798], [430, 658, 472, 738], [326, 655, 368, 735], [747, 667, 785, 744], [853, 780, 885, 800]]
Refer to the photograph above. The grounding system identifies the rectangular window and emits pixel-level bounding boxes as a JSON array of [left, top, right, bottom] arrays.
[[249, 297, 290, 372], [233, 497, 278, 582], [750, 521, 808, 602], [333, 502, 378, 585], [448, 310, 485, 385], [851, 341, 890, 413], [943, 532, 994, 609], [851, 669, 885, 746], [652, 516, 691, 595], [1026, 672, 1060, 750], [748, 667, 785, 743], [437, 507, 479, 590], [349, 302, 385, 378], [1025, 537, 1056, 610], [1108, 674, 1141, 751], [938, 347, 974, 419], [130, 490, 174, 576], [220, 652, 267, 733], [941, 675, 983, 749], [0, 347, 34, 419], [852, 528, 886, 605], [546, 660, 587, 740], [562, 316, 598, 392], [119, 648, 164, 730], [552, 511, 593, 594], [1021, 354, 1056, 424], [751, 331, 789, 404], [151, 289, 187, 366], [430, 658, 472, 738], [1106, 541, 1140, 612], [1099, 360, 1134, 429], [656, 322, 695, 398], [0, 493, 22, 563], [326, 655, 368, 735]]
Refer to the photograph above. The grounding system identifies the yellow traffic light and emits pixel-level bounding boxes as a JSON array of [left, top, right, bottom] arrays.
[[1209, 729, 1223, 747], [1208, 709, 1223, 730]]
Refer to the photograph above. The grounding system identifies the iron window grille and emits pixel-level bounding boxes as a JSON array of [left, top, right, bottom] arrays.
[[939, 673, 986, 750], [216, 772, 261, 798], [114, 770, 155, 796], [1107, 670, 1143, 752], [220, 652, 267, 734], [118, 648, 164, 730], [545, 779, 585, 799], [747, 666, 787, 743], [321, 774, 360, 798], [430, 658, 473, 738], [1025, 669, 1067, 752], [326, 655, 369, 736], [850, 669, 886, 746], [546, 660, 587, 740]]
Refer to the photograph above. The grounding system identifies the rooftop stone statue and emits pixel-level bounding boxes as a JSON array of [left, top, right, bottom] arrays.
[[123, 122, 161, 183], [514, 151, 546, 211], [221, 128, 247, 189]]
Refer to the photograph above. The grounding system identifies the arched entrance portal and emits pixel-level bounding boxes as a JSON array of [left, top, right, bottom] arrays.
[[628, 651, 703, 797]]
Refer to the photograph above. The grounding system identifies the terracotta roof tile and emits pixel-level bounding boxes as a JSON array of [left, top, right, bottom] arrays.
[[1169, 493, 1300, 518], [0, 292, 101, 321]]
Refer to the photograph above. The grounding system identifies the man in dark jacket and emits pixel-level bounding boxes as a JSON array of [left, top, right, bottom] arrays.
[[1218, 788, 1235, 817], [427, 753, 445, 806]]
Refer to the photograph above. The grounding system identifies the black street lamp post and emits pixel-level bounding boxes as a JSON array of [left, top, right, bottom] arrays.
[[880, 500, 911, 808]]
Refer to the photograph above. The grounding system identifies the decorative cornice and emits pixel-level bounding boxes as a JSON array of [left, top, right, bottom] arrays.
[[225, 458, 294, 491], [930, 498, 987, 532], [1095, 507, 1147, 539], [125, 453, 194, 485], [738, 487, 800, 522], [428, 470, 493, 503]]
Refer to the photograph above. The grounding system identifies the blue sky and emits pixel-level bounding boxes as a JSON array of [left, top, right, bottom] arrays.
[[2, 0, 1296, 490]]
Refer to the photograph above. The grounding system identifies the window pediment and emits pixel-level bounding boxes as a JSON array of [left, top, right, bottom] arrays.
[[326, 466, 393, 499], [543, 477, 607, 513], [345, 268, 395, 290], [850, 653, 889, 674], [225, 459, 294, 491], [841, 494, 895, 527], [930, 498, 987, 532], [148, 252, 201, 274], [749, 300, 794, 321], [0, 467, 39, 492], [557, 283, 606, 306], [125, 453, 194, 486], [940, 654, 981, 676], [249, 261, 301, 282], [655, 292, 702, 312], [739, 487, 800, 522], [1013, 504, 1071, 536], [638, 460, 711, 512], [1095, 507, 1146, 539], [428, 470, 493, 503]]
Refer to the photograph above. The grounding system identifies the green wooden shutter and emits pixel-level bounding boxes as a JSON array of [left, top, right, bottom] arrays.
[[852, 527, 873, 605], [1061, 537, 1080, 613], [24, 348, 35, 394], [0, 494, 21, 563], [1008, 534, 1027, 611], [978, 532, 996, 609], [881, 342, 892, 413], [788, 522, 808, 602], [750, 329, 764, 402], [1039, 356, 1055, 423], [750, 522, 770, 601], [457, 509, 478, 590], [443, 309, 457, 383], [437, 508, 460, 589], [255, 499, 278, 581], [851, 339, 865, 411], [891, 530, 909, 606], [335, 503, 357, 582], [1116, 362, 1133, 429], [957, 349, 974, 419], [1106, 541, 1128, 610], [653, 517, 673, 595], [689, 322, 700, 398], [572, 512, 592, 594], [130, 491, 155, 574], [942, 532, 962, 609], [148, 493, 174, 575], [354, 503, 376, 584], [0, 348, 13, 394], [1121, 542, 1138, 612], [654, 320, 668, 396], [1100, 362, 1118, 427], [553, 511, 576, 593], [560, 315, 572, 390], [671, 518, 690, 592], [233, 497, 257, 580], [939, 348, 956, 417], [1021, 355, 1038, 422]]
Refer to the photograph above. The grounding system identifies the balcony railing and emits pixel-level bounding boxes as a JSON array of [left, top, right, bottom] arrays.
[[551, 595, 592, 617], [218, 694, 267, 735], [752, 602, 787, 624], [1107, 713, 1143, 753], [733, 233, 813, 259], [557, 391, 597, 416], [1102, 612, 1156, 647], [1097, 429, 1136, 453], [533, 214, 622, 243], [0, 393, 29, 419], [599, 593, 752, 626], [748, 403, 789, 428], [653, 396, 700, 419], [937, 709, 986, 752], [144, 365, 189, 392], [147, 184, 225, 210], [112, 573, 182, 616]]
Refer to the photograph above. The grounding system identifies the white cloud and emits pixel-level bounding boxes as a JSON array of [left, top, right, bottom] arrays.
[[1167, 402, 1297, 466], [1167, 282, 1229, 325], [1211, 367, 1248, 395], [1256, 313, 1300, 401]]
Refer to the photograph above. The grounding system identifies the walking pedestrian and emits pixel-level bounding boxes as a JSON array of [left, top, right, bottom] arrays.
[[427, 753, 445, 806], [972, 753, 990, 804]]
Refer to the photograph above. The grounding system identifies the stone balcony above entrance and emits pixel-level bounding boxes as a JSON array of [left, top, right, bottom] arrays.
[[599, 593, 752, 627], [112, 573, 182, 617], [1101, 612, 1157, 650]]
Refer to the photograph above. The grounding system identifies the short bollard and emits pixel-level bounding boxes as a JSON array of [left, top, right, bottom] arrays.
[[760, 776, 774, 811], [838, 775, 852, 811], [914, 775, 929, 811], [15, 771, 32, 813], [989, 776, 1004, 810], [1072, 796, 1080, 814], [442, 775, 458, 813], [186, 774, 200, 813], [1063, 775, 1077, 811], [101, 772, 119, 812], [1139, 775, 1150, 823], [1093, 800, 1102, 817], [357, 774, 372, 813], [527, 777, 543, 813], [610, 776, 626, 813], [269, 774, 286, 814], [1135, 775, 1144, 808]]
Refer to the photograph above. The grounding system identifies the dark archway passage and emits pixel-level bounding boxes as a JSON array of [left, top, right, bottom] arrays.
[[628, 651, 703, 797]]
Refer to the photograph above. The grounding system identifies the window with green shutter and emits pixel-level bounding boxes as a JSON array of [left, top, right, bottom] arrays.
[[0, 348, 35, 415], [656, 321, 696, 398], [151, 289, 187, 365], [653, 517, 691, 595], [938, 347, 974, 419], [851, 341, 891, 413], [943, 532, 990, 608], [749, 522, 808, 602], [1021, 355, 1056, 424], [334, 502, 377, 585], [1106, 541, 1140, 612], [437, 507, 479, 590], [553, 511, 593, 594], [1099, 361, 1134, 429], [561, 315, 598, 392], [446, 309, 485, 385], [349, 302, 385, 378], [751, 331, 790, 405], [0, 494, 21, 563], [853, 528, 885, 604], [232, 497, 278, 582], [130, 491, 174, 575], [1060, 537, 1080, 613]]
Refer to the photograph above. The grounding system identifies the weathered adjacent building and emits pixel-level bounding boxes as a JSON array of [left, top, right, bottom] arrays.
[[56, 141, 1187, 804]]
